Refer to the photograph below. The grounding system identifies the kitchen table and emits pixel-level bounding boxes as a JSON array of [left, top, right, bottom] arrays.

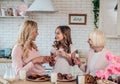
[[12, 80, 76, 84]]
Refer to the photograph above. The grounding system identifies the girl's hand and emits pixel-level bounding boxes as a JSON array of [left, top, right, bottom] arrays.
[[60, 51, 68, 58], [55, 50, 61, 56], [55, 48, 65, 56], [73, 57, 81, 67], [55, 50, 65, 56]]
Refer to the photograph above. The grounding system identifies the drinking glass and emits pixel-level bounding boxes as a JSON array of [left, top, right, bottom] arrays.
[[19, 70, 26, 81], [51, 72, 57, 84], [77, 75, 85, 84]]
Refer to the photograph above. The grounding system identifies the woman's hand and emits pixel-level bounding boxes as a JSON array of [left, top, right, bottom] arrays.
[[44, 55, 56, 63], [48, 55, 56, 66], [32, 56, 46, 64]]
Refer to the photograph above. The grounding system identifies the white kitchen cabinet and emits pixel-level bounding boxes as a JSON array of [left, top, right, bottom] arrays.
[[0, 58, 12, 76], [0, 63, 12, 76], [0, 16, 28, 19], [117, 0, 120, 36], [99, 0, 120, 38]]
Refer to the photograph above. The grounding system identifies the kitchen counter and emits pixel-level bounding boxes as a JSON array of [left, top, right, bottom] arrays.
[[0, 58, 12, 63], [12, 80, 76, 84]]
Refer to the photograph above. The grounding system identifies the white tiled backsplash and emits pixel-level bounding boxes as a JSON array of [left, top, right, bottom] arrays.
[[0, 0, 120, 56]]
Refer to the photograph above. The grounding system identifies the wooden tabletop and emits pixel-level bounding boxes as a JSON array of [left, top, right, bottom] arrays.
[[12, 80, 76, 84]]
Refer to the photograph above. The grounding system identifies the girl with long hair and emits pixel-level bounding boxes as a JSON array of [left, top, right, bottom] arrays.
[[50, 25, 76, 74]]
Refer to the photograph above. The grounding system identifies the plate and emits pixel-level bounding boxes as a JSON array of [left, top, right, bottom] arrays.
[[97, 79, 117, 84], [26, 78, 50, 82], [57, 77, 76, 82], [27, 74, 50, 82]]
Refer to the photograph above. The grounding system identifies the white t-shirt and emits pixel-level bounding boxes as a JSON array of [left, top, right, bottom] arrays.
[[89, 52, 101, 76], [51, 44, 75, 74]]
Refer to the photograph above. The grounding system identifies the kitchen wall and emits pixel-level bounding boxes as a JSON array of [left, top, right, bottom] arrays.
[[0, 0, 120, 56]]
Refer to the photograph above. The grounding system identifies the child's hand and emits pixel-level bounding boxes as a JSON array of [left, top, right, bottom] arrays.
[[55, 49, 68, 58], [55, 49, 64, 56], [55, 50, 61, 56], [60, 51, 67, 58], [73, 57, 81, 67]]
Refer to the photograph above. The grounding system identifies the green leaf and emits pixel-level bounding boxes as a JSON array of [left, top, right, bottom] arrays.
[[92, 0, 99, 28]]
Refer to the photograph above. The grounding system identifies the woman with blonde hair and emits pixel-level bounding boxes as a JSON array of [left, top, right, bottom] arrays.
[[74, 29, 112, 76], [12, 20, 52, 76]]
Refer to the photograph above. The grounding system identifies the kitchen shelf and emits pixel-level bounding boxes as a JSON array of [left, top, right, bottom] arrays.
[[106, 35, 120, 39], [0, 16, 28, 18]]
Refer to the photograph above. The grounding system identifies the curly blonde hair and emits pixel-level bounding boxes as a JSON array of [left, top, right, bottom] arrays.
[[16, 20, 38, 60]]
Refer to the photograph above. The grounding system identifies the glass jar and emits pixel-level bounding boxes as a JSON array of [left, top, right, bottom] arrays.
[[3, 65, 16, 82]]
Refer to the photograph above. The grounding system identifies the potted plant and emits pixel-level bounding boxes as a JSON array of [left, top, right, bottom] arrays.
[[92, 0, 99, 28]]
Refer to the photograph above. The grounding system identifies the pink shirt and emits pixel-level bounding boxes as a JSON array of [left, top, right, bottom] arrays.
[[11, 44, 45, 76]]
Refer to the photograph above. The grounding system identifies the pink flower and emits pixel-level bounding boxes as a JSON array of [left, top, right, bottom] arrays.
[[104, 71, 110, 79], [106, 65, 114, 74], [106, 52, 113, 62], [96, 53, 120, 79], [113, 56, 120, 63], [114, 64, 120, 74], [96, 70, 105, 79]]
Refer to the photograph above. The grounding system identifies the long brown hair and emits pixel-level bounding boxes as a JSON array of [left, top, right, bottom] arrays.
[[53, 26, 72, 53], [16, 20, 38, 60]]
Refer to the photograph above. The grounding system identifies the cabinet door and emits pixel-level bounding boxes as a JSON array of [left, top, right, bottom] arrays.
[[0, 63, 12, 76], [117, 0, 120, 36], [99, 0, 119, 38]]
